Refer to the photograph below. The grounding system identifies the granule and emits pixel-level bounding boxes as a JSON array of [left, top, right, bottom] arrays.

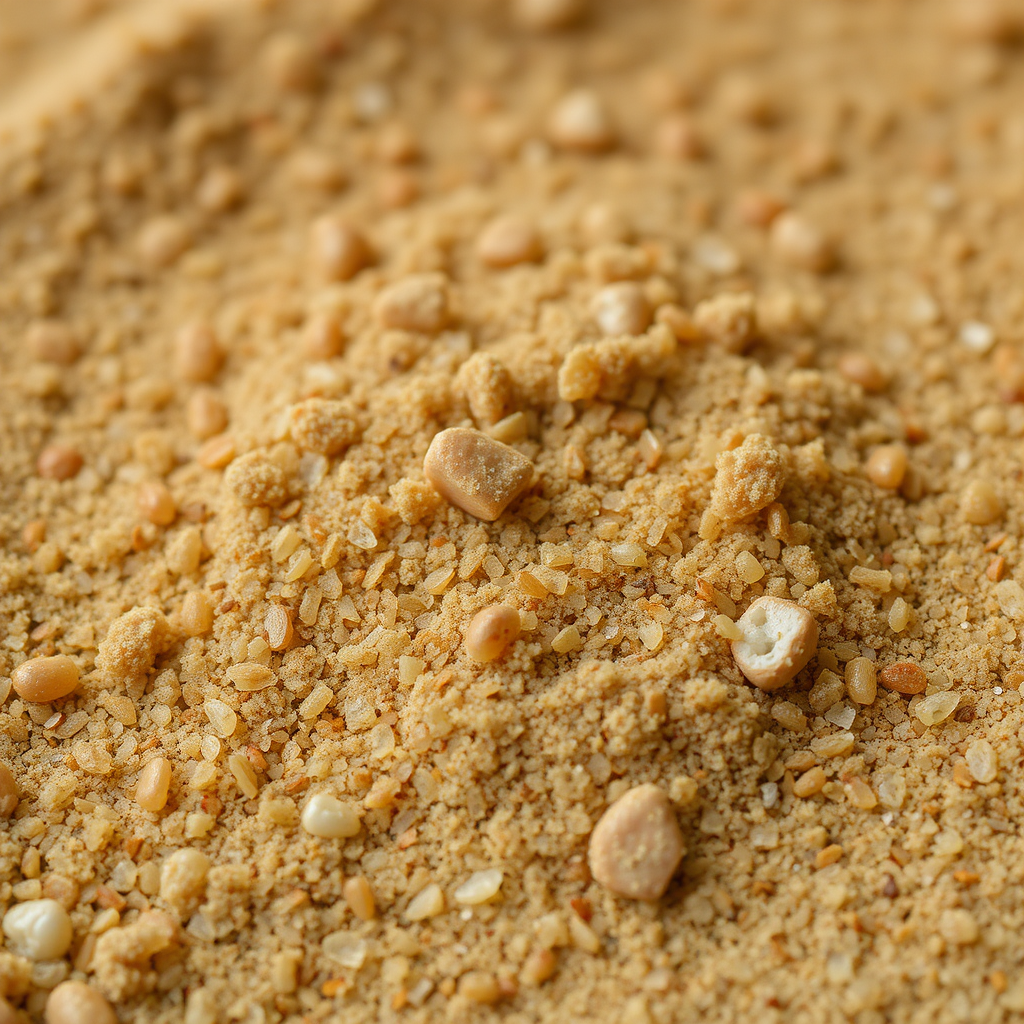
[[455, 352, 516, 426], [91, 912, 178, 1001], [224, 452, 289, 507], [373, 274, 450, 333], [693, 292, 757, 352], [96, 608, 174, 683], [709, 434, 785, 522], [287, 399, 360, 456]]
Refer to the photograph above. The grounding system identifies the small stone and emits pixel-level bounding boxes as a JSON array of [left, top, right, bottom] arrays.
[[301, 793, 361, 839], [28, 321, 80, 365], [592, 282, 651, 336], [310, 216, 372, 281], [11, 655, 79, 703], [731, 597, 818, 691], [423, 427, 535, 521], [965, 739, 997, 783], [2, 899, 73, 960], [548, 89, 615, 152], [513, 0, 587, 30], [45, 981, 117, 1024], [961, 480, 1003, 526], [465, 606, 521, 663], [913, 691, 960, 726], [478, 216, 544, 268], [138, 215, 190, 268], [879, 662, 927, 695], [405, 883, 445, 921], [770, 212, 834, 272], [454, 869, 504, 905], [939, 908, 979, 946], [588, 784, 684, 900]]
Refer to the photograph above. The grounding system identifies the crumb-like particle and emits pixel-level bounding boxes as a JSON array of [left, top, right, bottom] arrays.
[[287, 398, 360, 455], [709, 433, 785, 522], [224, 451, 289, 507], [373, 273, 450, 333], [693, 291, 758, 352], [455, 352, 516, 426], [92, 912, 178, 1001], [96, 607, 174, 683]]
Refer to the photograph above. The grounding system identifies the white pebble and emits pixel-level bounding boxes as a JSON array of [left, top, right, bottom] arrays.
[[2, 899, 73, 960], [959, 320, 995, 353], [548, 89, 615, 152], [454, 869, 504, 905], [730, 597, 818, 691], [824, 703, 856, 730], [405, 883, 445, 921], [965, 739, 997, 783], [301, 793, 361, 839]]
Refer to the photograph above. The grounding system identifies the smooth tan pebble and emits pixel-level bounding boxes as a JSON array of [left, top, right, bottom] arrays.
[[45, 981, 118, 1024], [12, 655, 79, 703], [423, 427, 535, 522], [588, 784, 684, 900], [465, 606, 521, 663]]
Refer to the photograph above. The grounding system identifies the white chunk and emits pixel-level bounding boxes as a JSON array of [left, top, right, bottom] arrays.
[[3, 899, 73, 960], [730, 596, 818, 691], [454, 869, 504, 905], [301, 793, 361, 839]]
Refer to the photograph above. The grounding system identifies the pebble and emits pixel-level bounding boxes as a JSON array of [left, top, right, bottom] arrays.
[[28, 320, 80, 365], [2, 899, 73, 960], [730, 597, 818, 691], [548, 89, 615, 152], [961, 480, 1003, 525], [423, 427, 535, 522], [12, 655, 80, 703], [311, 216, 372, 281], [45, 981, 117, 1024], [478, 216, 544, 268], [36, 444, 83, 481], [405, 882, 445, 921], [770, 212, 834, 272], [465, 606, 521, 663], [138, 215, 190, 268], [879, 662, 927, 695], [0, 763, 18, 818], [513, 0, 587, 30], [301, 793, 361, 839], [592, 282, 651, 336], [588, 784, 684, 900]]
